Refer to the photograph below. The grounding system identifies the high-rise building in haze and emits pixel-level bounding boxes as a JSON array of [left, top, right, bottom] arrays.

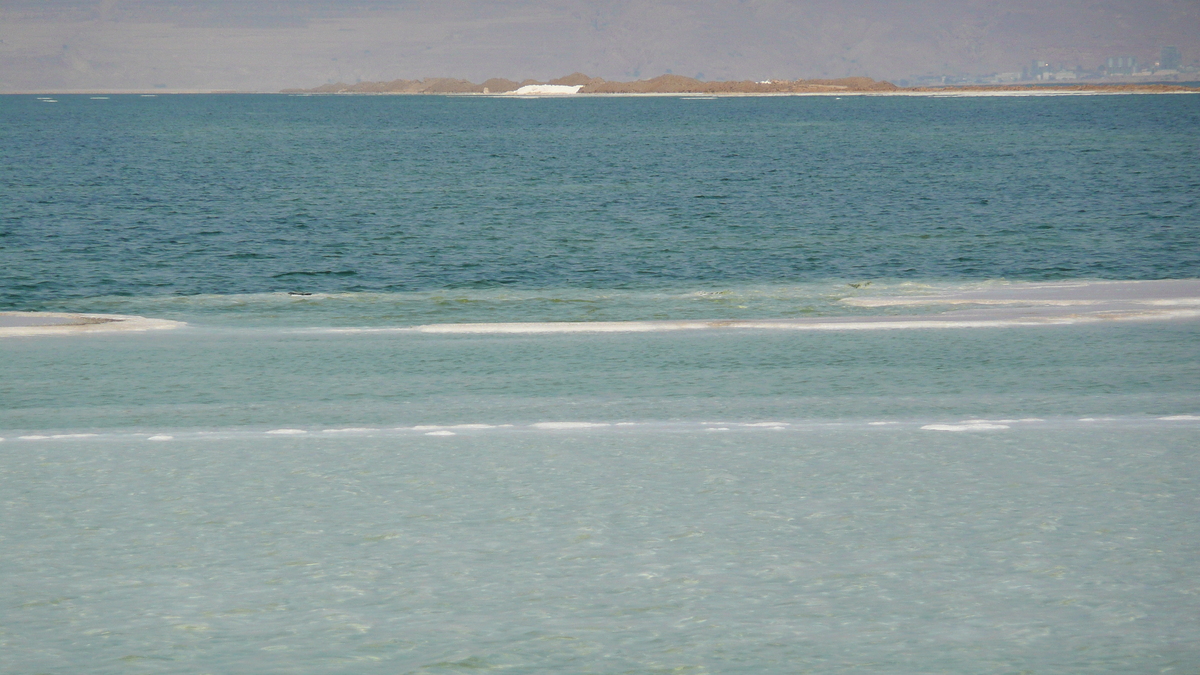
[[1160, 46, 1182, 70], [1105, 56, 1138, 75]]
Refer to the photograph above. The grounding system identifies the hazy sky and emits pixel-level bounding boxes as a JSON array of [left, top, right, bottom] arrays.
[[2, 0, 1196, 91]]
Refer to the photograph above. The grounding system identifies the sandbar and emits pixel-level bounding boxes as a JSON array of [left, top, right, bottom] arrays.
[[400, 279, 1200, 334], [0, 312, 184, 337]]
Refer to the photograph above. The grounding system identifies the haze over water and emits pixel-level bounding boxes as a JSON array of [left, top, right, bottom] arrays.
[[2, 93, 1199, 673]]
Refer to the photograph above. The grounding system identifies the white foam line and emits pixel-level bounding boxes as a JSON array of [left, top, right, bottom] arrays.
[[921, 423, 1010, 432], [5, 415, 1196, 443], [318, 327, 421, 334], [18, 433, 99, 440]]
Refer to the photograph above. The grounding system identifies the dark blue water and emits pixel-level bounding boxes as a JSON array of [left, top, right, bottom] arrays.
[[3, 94, 1198, 309]]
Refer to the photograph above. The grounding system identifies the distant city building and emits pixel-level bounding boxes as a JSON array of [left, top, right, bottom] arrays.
[[1105, 56, 1138, 75], [1022, 61, 1078, 81], [1160, 46, 1182, 71], [1024, 60, 1052, 80]]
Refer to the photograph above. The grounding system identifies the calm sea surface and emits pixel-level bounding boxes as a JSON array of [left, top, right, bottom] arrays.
[[2, 93, 1198, 673]]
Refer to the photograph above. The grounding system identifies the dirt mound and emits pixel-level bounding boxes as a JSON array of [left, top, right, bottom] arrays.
[[481, 78, 520, 93], [549, 72, 603, 87], [419, 78, 483, 94]]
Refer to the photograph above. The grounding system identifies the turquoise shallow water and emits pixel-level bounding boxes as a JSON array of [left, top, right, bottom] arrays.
[[2, 94, 1199, 673], [4, 425, 1199, 673], [1, 321, 1198, 431]]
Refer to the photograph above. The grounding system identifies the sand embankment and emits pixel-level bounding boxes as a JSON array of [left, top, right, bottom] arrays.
[[0, 312, 184, 337], [283, 73, 1199, 96], [283, 73, 899, 95], [907, 83, 1199, 95]]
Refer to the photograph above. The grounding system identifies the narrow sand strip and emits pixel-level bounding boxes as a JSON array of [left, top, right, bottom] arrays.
[[0, 312, 184, 337], [410, 279, 1200, 334], [411, 309, 1200, 334]]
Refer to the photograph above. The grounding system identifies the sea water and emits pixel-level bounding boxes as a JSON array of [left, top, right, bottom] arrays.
[[2, 93, 1199, 673]]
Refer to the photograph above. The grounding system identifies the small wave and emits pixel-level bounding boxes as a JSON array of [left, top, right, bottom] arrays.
[[271, 270, 357, 278]]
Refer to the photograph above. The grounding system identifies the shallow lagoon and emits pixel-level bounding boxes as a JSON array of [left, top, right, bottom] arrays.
[[4, 423, 1198, 674], [3, 318, 1200, 673]]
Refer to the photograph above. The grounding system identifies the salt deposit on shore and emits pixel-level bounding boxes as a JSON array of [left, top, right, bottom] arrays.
[[509, 84, 583, 95]]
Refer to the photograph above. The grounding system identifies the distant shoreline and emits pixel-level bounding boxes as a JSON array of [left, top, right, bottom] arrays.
[[6, 78, 1199, 97], [279, 88, 1200, 98], [279, 73, 1200, 96]]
